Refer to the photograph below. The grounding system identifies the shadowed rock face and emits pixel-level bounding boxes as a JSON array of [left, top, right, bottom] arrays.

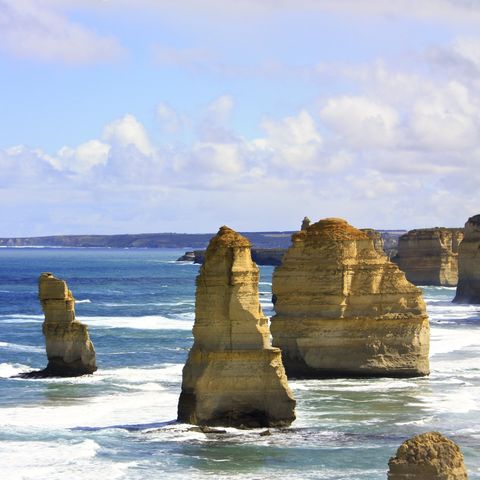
[[388, 432, 468, 479], [271, 218, 430, 378], [177, 226, 296, 428], [394, 228, 464, 286], [21, 273, 97, 377], [454, 215, 480, 304]]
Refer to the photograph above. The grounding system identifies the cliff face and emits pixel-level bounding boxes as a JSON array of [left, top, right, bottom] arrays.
[[394, 228, 464, 286], [271, 218, 430, 378], [177, 226, 296, 428], [39, 273, 97, 376], [388, 432, 468, 479], [361, 228, 385, 256], [454, 215, 480, 304]]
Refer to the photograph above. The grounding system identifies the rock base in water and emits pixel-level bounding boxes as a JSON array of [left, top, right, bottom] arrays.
[[388, 432, 468, 479]]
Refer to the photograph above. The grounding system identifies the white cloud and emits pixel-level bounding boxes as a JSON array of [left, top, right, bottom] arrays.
[[205, 95, 234, 125], [409, 81, 479, 150], [0, 0, 124, 64], [56, 140, 110, 174], [103, 114, 154, 156], [156, 103, 189, 135], [259, 110, 324, 169], [320, 96, 399, 149]]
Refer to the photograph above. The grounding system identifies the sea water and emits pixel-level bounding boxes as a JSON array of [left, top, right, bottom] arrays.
[[0, 248, 479, 480]]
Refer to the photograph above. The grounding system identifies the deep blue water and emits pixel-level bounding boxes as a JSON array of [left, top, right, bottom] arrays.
[[0, 248, 479, 479]]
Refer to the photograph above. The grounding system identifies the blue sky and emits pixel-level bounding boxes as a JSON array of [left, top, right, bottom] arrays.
[[1, 0, 480, 235]]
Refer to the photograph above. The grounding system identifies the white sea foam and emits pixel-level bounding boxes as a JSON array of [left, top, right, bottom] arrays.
[[79, 315, 193, 330], [0, 362, 31, 378], [429, 326, 480, 355], [76, 299, 92, 304], [0, 439, 136, 480], [0, 341, 43, 353]]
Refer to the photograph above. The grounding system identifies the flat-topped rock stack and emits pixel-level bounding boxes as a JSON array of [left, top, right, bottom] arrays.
[[271, 218, 430, 378], [20, 273, 97, 377], [388, 432, 468, 479], [177, 226, 296, 428], [394, 228, 464, 286], [454, 215, 480, 304]]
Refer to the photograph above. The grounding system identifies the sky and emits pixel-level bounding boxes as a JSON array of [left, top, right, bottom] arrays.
[[1, 0, 480, 236]]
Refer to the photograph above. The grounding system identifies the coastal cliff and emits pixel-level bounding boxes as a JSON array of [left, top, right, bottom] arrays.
[[388, 432, 468, 479], [454, 215, 480, 304], [394, 228, 464, 286], [177, 226, 295, 428], [22, 273, 97, 377], [271, 218, 430, 378]]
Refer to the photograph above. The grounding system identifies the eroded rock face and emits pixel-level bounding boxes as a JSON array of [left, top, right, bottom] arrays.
[[394, 228, 464, 286], [178, 226, 296, 428], [271, 218, 430, 378], [388, 432, 468, 479], [454, 215, 480, 304], [361, 228, 385, 256], [38, 272, 96, 376]]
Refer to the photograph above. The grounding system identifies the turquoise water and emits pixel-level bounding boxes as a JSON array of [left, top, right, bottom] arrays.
[[0, 248, 479, 479]]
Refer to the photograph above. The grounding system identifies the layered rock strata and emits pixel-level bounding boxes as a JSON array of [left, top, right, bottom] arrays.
[[454, 215, 480, 303], [178, 226, 296, 428], [25, 273, 97, 377], [271, 218, 430, 378], [388, 432, 468, 479], [394, 228, 464, 286], [361, 228, 385, 256]]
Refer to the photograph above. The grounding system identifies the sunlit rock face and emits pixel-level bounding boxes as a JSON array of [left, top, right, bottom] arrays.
[[454, 214, 480, 304], [39, 272, 97, 376], [271, 218, 430, 378], [388, 432, 468, 480], [177, 226, 296, 428], [394, 228, 464, 286]]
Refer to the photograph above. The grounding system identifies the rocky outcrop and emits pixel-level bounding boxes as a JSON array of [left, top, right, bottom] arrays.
[[271, 218, 430, 378], [361, 228, 385, 255], [177, 226, 296, 428], [454, 215, 480, 303], [394, 228, 464, 286], [388, 432, 468, 479], [21, 273, 97, 377], [301, 216, 311, 231], [182, 248, 287, 266]]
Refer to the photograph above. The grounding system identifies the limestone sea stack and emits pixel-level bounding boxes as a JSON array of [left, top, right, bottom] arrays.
[[394, 228, 464, 286], [177, 226, 296, 428], [388, 432, 468, 479], [454, 215, 480, 304], [271, 218, 430, 378], [38, 272, 96, 376]]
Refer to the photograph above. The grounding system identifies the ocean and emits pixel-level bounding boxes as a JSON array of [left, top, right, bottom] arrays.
[[0, 247, 479, 479]]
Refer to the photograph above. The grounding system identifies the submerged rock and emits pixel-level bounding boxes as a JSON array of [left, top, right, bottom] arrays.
[[394, 228, 464, 286], [177, 226, 296, 428], [388, 432, 468, 479], [271, 218, 430, 378], [19, 273, 96, 378], [454, 215, 480, 304]]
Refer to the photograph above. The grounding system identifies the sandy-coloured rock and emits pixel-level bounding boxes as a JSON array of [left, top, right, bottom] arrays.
[[361, 228, 385, 256], [271, 218, 430, 378], [388, 432, 468, 479], [394, 228, 464, 286], [177, 226, 296, 427], [38, 272, 96, 376], [454, 215, 480, 304]]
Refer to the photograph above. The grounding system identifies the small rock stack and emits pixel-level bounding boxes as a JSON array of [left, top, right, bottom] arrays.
[[395, 228, 464, 287], [271, 218, 430, 378], [39, 272, 96, 376], [388, 432, 468, 479], [177, 226, 296, 428]]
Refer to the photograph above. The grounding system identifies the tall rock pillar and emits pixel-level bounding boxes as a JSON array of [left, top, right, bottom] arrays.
[[454, 214, 480, 304], [39, 272, 97, 376], [178, 226, 296, 428]]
